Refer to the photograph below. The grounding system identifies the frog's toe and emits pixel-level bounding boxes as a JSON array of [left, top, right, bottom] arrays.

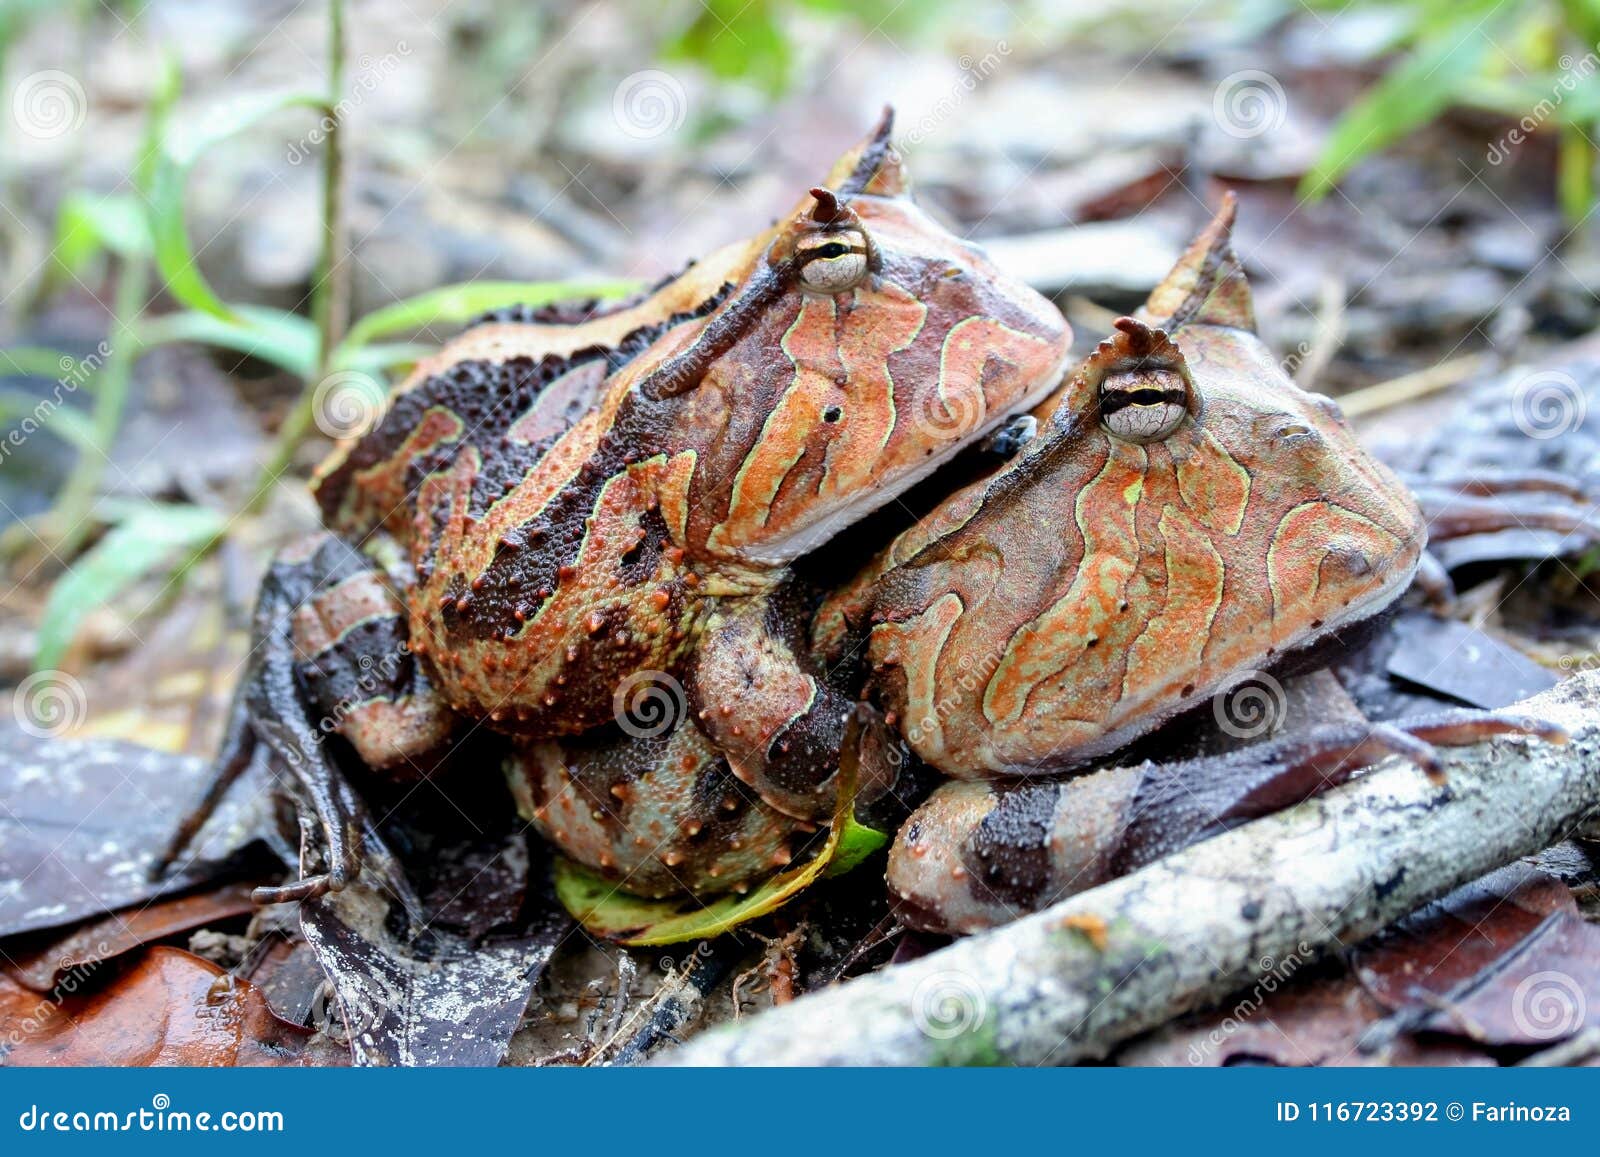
[[252, 873, 338, 905]]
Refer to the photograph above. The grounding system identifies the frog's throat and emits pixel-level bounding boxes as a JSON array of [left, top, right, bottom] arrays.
[[739, 343, 1077, 567]]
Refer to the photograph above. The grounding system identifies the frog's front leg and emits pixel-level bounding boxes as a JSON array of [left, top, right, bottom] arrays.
[[688, 591, 872, 821], [159, 535, 456, 905], [888, 711, 1567, 935]]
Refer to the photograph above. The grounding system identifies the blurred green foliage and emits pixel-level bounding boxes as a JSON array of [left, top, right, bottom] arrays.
[[663, 0, 925, 96], [1302, 0, 1600, 222], [2, 0, 634, 670]]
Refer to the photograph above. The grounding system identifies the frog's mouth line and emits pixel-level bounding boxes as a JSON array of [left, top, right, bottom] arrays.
[[742, 346, 1077, 567]]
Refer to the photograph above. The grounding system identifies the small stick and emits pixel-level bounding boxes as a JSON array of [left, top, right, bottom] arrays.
[[1338, 353, 1492, 418]]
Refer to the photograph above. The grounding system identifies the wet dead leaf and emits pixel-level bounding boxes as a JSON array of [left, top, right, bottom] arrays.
[[0, 946, 346, 1066], [3, 882, 258, 991], [0, 729, 279, 939]]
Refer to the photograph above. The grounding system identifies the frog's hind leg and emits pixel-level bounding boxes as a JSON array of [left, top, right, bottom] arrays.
[[888, 710, 1567, 934], [158, 534, 449, 911]]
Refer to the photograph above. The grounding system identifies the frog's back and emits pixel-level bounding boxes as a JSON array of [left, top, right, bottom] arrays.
[[309, 259, 741, 543]]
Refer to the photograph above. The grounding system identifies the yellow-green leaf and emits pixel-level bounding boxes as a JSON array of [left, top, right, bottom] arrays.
[[35, 503, 225, 671], [555, 743, 872, 945]]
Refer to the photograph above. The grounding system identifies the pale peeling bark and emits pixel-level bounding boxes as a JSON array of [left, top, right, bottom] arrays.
[[662, 672, 1600, 1066]]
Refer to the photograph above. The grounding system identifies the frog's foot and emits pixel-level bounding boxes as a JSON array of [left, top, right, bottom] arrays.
[[689, 595, 874, 822], [888, 710, 1565, 935], [246, 723, 376, 905]]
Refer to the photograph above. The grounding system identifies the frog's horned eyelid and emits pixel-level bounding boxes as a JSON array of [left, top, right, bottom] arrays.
[[837, 106, 898, 198], [810, 186, 842, 224]]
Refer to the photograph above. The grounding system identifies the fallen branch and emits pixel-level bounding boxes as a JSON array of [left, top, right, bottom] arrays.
[[662, 673, 1600, 1066]]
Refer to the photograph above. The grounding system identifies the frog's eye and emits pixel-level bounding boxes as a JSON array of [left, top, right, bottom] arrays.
[[797, 229, 871, 294], [1099, 368, 1189, 443]]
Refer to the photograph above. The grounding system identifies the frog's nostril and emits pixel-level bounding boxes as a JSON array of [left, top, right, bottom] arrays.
[[1278, 423, 1313, 439], [1321, 544, 1373, 580], [822, 405, 843, 424]]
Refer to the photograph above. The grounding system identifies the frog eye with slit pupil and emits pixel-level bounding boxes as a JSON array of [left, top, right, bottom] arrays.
[[1099, 368, 1190, 443], [797, 228, 871, 294]]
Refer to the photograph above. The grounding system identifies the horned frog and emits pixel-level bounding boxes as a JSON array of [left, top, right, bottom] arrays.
[[511, 195, 1474, 918], [160, 111, 1073, 903]]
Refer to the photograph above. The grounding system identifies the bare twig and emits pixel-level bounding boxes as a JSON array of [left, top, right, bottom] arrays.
[[1338, 353, 1492, 418]]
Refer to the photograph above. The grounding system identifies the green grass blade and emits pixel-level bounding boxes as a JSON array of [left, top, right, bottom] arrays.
[[148, 89, 329, 322], [0, 346, 90, 381], [34, 502, 226, 671], [334, 341, 434, 375], [135, 306, 318, 377], [54, 191, 151, 277], [336, 279, 640, 354], [1300, 24, 1500, 200], [0, 386, 98, 453]]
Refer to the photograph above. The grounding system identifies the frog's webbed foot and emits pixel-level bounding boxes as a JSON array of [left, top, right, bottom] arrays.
[[888, 710, 1566, 935]]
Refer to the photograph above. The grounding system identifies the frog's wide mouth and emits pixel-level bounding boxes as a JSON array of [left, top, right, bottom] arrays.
[[738, 346, 1076, 567]]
